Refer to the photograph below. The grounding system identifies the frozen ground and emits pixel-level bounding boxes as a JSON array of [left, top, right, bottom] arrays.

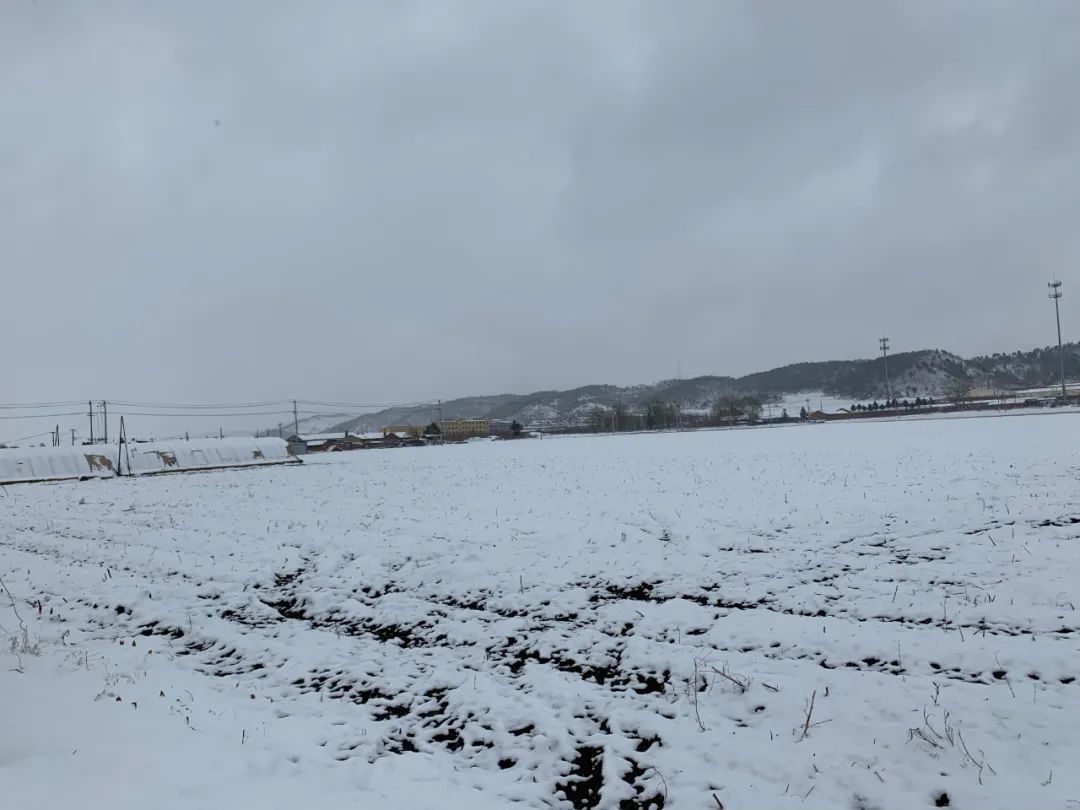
[[2, 416, 1079, 809]]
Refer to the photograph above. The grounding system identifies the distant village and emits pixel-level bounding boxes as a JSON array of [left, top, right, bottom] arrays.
[[283, 384, 1071, 456], [285, 418, 524, 455]]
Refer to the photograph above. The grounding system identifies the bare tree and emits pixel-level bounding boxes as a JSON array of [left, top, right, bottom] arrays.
[[743, 397, 763, 423], [588, 407, 608, 432], [711, 396, 762, 426], [947, 377, 974, 405]]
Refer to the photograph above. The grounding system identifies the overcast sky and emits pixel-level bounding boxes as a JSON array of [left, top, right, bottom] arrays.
[[2, 1, 1079, 439]]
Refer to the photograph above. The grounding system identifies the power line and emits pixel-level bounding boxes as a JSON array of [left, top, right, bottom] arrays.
[[106, 399, 430, 412], [3, 431, 56, 443], [4, 409, 294, 420], [1, 407, 407, 420], [296, 399, 435, 409], [111, 409, 305, 418], [0, 400, 87, 410], [1, 398, 434, 412], [108, 399, 293, 410], [113, 409, 390, 419], [0, 411, 86, 420]]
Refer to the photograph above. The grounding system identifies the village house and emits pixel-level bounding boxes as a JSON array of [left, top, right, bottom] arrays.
[[286, 432, 364, 454]]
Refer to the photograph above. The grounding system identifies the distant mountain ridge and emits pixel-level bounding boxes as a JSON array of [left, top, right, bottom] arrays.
[[315, 343, 1080, 433]]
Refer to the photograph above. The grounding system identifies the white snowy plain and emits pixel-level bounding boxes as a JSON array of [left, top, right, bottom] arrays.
[[2, 416, 1078, 810]]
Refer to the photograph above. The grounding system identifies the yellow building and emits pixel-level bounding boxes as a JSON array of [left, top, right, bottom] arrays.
[[437, 419, 491, 441]]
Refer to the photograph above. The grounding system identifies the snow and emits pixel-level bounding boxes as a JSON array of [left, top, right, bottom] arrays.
[[773, 391, 876, 414], [2, 416, 1079, 809]]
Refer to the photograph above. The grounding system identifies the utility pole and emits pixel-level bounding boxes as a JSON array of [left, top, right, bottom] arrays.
[[116, 416, 129, 475], [88, 401, 95, 444], [293, 400, 299, 437], [219, 427, 223, 439], [101, 401, 108, 444], [879, 337, 892, 403], [278, 422, 282, 438], [1049, 280, 1067, 400], [70, 428, 76, 446]]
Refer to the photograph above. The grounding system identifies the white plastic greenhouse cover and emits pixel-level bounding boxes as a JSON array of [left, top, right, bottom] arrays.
[[0, 445, 117, 484], [0, 438, 299, 485], [123, 437, 298, 476]]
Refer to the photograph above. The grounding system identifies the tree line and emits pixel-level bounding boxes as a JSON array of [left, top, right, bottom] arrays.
[[848, 396, 937, 412], [588, 395, 766, 432]]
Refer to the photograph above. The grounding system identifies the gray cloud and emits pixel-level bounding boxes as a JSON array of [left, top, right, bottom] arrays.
[[2, 0, 1079, 438]]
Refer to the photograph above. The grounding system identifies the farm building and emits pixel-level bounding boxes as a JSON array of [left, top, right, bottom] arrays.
[[381, 425, 424, 439], [286, 431, 426, 454], [436, 419, 491, 441], [362, 432, 426, 449], [0, 438, 299, 485], [0, 445, 117, 484], [286, 433, 365, 454]]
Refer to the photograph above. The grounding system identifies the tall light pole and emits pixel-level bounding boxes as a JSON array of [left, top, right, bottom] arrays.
[[1049, 280, 1067, 400], [879, 337, 892, 403]]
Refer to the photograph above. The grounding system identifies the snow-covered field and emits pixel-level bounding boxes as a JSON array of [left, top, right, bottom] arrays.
[[2, 417, 1079, 809], [773, 391, 862, 414]]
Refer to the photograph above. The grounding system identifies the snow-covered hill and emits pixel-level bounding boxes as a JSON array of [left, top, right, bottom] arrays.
[[277, 343, 1080, 434]]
